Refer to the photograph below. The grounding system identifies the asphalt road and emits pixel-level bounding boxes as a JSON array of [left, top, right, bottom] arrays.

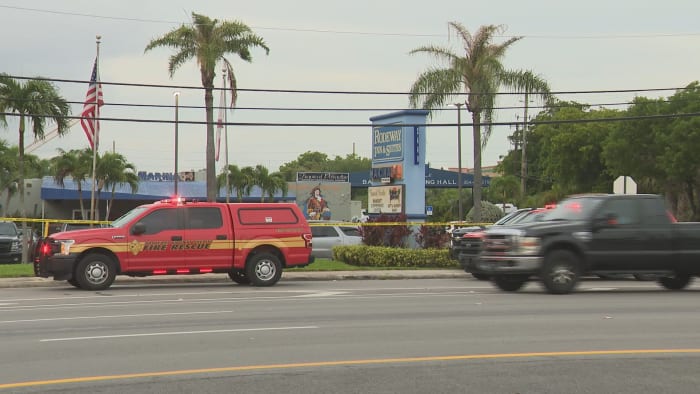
[[1, 277, 700, 393]]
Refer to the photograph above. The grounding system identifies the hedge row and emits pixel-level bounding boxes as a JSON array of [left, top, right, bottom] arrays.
[[332, 245, 459, 268]]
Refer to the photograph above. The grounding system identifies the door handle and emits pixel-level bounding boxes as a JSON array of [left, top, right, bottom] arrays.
[[216, 234, 227, 240], [171, 236, 183, 241]]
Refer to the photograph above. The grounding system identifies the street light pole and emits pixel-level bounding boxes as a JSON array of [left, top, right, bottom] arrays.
[[454, 102, 464, 221], [174, 91, 180, 196]]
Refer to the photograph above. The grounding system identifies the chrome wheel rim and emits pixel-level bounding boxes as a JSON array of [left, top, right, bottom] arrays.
[[255, 260, 276, 281], [85, 262, 108, 285]]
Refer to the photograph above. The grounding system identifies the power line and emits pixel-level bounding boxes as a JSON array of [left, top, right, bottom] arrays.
[[4, 74, 693, 97], [4, 111, 700, 128], [2, 4, 700, 40]]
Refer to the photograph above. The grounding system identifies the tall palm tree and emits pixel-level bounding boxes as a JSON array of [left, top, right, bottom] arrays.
[[51, 148, 93, 220], [408, 23, 551, 222], [145, 12, 269, 202], [96, 151, 138, 220], [0, 74, 70, 262]]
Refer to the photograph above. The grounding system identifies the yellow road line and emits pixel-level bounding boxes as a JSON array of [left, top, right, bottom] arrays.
[[2, 349, 700, 389]]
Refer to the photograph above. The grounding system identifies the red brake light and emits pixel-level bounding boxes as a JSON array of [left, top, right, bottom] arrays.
[[302, 233, 312, 248]]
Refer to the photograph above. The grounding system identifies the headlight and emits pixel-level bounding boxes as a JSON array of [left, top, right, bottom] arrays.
[[58, 240, 75, 255], [11, 240, 20, 252], [515, 236, 540, 255]]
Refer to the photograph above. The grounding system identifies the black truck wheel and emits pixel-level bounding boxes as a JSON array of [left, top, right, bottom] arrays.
[[541, 250, 581, 294], [67, 278, 81, 289], [658, 274, 693, 290], [74, 254, 117, 291], [491, 275, 528, 292], [471, 273, 490, 281], [246, 253, 282, 287], [228, 270, 251, 285]]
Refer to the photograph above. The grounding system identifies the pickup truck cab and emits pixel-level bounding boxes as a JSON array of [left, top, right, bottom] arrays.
[[35, 198, 314, 290], [479, 194, 700, 294]]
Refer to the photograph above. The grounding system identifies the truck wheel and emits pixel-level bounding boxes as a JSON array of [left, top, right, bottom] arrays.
[[491, 275, 528, 292], [75, 254, 117, 291], [67, 278, 81, 289], [228, 270, 251, 285], [658, 274, 693, 290], [541, 250, 580, 294], [471, 273, 490, 281], [246, 253, 282, 287]]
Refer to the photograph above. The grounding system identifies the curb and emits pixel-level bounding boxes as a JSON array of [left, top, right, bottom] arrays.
[[0, 270, 469, 289]]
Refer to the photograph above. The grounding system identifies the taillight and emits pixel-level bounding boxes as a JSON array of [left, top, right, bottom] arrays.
[[302, 233, 313, 248]]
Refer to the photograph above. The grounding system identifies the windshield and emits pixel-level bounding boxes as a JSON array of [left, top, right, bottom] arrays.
[[541, 197, 605, 221], [494, 210, 530, 225], [0, 222, 18, 236], [111, 206, 149, 228]]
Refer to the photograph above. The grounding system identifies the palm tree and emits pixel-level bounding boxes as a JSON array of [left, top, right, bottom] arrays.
[[253, 165, 288, 202], [96, 152, 138, 220], [0, 74, 70, 262], [408, 23, 552, 222], [218, 164, 255, 202], [145, 12, 269, 202], [51, 148, 93, 220]]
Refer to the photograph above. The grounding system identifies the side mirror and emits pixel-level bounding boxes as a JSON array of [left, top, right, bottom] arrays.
[[131, 222, 146, 235], [593, 213, 618, 229]]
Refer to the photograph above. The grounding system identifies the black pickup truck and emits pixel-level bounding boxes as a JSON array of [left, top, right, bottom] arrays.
[[478, 194, 700, 294]]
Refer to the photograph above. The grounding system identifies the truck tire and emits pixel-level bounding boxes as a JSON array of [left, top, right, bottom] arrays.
[[246, 253, 282, 287], [491, 275, 528, 292], [471, 273, 490, 281], [67, 278, 81, 289], [658, 274, 693, 290], [228, 270, 251, 285], [74, 254, 117, 291], [541, 250, 580, 294]]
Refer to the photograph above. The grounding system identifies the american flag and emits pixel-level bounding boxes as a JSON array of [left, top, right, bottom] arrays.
[[80, 58, 104, 150]]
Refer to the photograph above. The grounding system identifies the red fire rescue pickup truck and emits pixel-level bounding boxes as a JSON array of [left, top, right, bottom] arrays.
[[34, 198, 314, 290]]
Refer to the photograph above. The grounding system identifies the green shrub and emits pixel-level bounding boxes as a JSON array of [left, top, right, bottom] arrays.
[[465, 201, 504, 223], [333, 245, 458, 268]]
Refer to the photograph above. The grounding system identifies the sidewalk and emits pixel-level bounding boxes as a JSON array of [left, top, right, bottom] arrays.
[[0, 269, 468, 289]]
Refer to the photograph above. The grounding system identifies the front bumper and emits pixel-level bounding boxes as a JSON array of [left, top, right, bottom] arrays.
[[477, 254, 543, 274], [0, 252, 21, 264]]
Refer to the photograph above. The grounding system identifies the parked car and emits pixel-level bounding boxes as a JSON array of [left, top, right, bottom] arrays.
[[0, 221, 22, 264], [309, 221, 363, 259]]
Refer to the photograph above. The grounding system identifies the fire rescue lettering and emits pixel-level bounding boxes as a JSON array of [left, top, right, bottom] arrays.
[[170, 240, 213, 251], [129, 240, 214, 256]]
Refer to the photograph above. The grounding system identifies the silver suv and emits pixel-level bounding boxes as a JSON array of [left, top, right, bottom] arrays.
[[309, 222, 363, 259]]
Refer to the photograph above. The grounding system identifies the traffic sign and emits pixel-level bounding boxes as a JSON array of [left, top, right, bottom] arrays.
[[613, 176, 637, 194]]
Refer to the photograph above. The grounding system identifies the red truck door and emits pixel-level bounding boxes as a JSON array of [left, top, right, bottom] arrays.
[[124, 206, 185, 271], [183, 206, 233, 270]]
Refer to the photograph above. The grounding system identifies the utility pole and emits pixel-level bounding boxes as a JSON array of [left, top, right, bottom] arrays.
[[520, 92, 529, 196]]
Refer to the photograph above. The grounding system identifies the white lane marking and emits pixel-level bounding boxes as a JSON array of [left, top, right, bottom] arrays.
[[0, 303, 17, 306], [0, 310, 234, 324], [295, 291, 348, 297], [40, 325, 319, 342]]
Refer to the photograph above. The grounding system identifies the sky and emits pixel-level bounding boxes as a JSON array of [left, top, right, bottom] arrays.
[[2, 0, 700, 176]]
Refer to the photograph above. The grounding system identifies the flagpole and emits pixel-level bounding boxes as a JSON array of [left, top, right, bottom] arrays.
[[89, 35, 101, 221], [222, 67, 230, 203]]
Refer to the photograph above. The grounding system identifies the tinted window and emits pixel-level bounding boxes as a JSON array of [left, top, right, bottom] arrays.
[[543, 197, 605, 221], [594, 198, 641, 225], [139, 208, 182, 235], [186, 207, 223, 229], [340, 226, 361, 237], [311, 226, 339, 237], [640, 197, 672, 225], [0, 222, 17, 236]]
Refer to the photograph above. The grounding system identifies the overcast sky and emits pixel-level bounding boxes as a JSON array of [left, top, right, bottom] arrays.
[[2, 0, 699, 176]]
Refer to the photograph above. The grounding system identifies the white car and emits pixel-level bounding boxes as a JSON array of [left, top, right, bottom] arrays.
[[309, 222, 363, 259]]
